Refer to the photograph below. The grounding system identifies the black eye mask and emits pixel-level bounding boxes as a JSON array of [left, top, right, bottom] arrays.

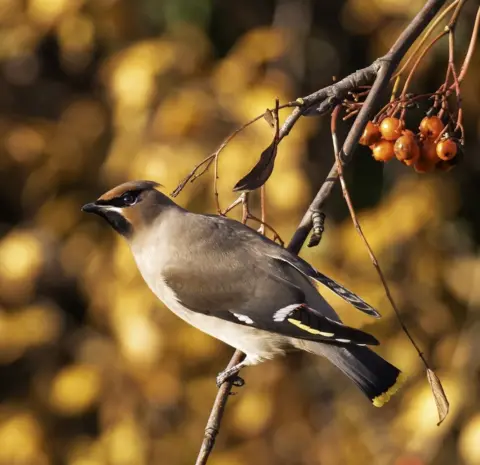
[[103, 211, 133, 237], [96, 190, 141, 208]]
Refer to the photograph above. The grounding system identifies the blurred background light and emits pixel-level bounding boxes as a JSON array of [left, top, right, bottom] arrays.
[[0, 0, 479, 464]]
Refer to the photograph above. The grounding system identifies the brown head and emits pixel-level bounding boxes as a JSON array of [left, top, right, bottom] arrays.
[[82, 180, 176, 238]]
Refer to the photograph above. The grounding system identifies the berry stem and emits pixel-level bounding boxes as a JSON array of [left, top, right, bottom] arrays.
[[391, 0, 459, 81]]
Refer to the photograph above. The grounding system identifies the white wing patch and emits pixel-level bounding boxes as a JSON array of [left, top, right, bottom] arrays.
[[273, 304, 302, 322], [232, 313, 254, 325]]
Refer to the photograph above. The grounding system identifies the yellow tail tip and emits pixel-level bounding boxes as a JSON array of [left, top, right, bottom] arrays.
[[372, 372, 407, 407]]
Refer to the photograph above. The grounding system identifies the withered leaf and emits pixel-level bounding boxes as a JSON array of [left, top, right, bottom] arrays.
[[233, 141, 278, 192], [263, 109, 275, 128], [426, 368, 449, 426]]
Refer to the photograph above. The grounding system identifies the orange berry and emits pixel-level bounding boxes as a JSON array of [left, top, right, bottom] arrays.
[[379, 117, 403, 141], [436, 139, 457, 160], [359, 121, 381, 146], [437, 146, 462, 172], [420, 139, 440, 164], [394, 130, 420, 163], [419, 116, 444, 140], [371, 140, 395, 162], [403, 153, 420, 167], [414, 139, 441, 173]]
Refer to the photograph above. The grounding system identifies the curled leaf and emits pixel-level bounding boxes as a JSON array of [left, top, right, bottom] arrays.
[[426, 368, 449, 426], [263, 109, 275, 128], [233, 141, 277, 192]]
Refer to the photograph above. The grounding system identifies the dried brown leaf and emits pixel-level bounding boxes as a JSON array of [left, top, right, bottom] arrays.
[[263, 109, 275, 128], [426, 368, 449, 426], [233, 141, 278, 192]]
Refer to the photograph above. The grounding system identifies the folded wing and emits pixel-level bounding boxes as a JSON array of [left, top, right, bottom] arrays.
[[270, 253, 381, 318]]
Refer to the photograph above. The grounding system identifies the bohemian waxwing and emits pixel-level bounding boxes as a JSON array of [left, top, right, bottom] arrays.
[[82, 180, 404, 406]]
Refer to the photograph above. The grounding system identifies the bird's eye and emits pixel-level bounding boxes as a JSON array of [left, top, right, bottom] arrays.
[[122, 192, 137, 206]]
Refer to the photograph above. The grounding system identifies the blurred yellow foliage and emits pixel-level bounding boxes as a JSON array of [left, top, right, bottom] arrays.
[[0, 409, 48, 465], [66, 437, 105, 465], [0, 304, 62, 363], [233, 391, 274, 437], [5, 125, 45, 163], [0, 231, 44, 305], [104, 419, 146, 465], [0, 1, 479, 465], [459, 413, 480, 465], [57, 14, 94, 54], [50, 364, 101, 415], [0, 231, 43, 281], [27, 0, 74, 26]]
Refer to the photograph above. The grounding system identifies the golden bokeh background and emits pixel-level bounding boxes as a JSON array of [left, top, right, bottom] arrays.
[[0, 1, 479, 464]]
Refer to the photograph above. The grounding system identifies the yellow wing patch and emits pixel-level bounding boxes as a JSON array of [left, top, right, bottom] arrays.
[[372, 372, 407, 407], [287, 318, 335, 337]]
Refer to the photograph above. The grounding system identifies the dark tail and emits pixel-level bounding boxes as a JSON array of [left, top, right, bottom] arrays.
[[298, 341, 405, 406]]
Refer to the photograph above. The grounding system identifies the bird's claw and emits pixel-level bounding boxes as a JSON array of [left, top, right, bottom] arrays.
[[232, 375, 245, 387], [216, 372, 245, 388]]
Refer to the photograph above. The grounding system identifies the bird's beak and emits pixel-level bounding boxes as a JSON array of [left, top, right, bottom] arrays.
[[81, 202, 101, 214]]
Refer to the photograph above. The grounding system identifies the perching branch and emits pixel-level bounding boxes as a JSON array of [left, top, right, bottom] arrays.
[[194, 1, 450, 464], [194, 351, 245, 465]]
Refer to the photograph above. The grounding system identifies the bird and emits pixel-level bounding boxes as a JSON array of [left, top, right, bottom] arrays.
[[82, 180, 404, 407]]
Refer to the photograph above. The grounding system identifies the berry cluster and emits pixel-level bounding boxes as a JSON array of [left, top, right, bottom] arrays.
[[359, 116, 460, 173]]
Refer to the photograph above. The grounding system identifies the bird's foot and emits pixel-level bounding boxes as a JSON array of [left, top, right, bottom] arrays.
[[216, 367, 245, 388]]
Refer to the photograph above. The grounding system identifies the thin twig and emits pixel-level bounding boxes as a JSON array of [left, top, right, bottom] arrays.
[[214, 151, 221, 214], [447, 0, 468, 28], [171, 103, 296, 198], [447, 30, 462, 124], [390, 75, 402, 101], [342, 108, 361, 121], [242, 193, 249, 224], [455, 6, 480, 84], [246, 213, 285, 246], [220, 193, 245, 216], [220, 192, 285, 245], [171, 155, 216, 197], [401, 30, 447, 98], [331, 105, 449, 424], [330, 106, 430, 371], [258, 186, 266, 235], [391, 0, 459, 80], [258, 99, 280, 235]]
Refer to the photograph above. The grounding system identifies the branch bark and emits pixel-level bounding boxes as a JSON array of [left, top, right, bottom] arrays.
[[195, 1, 448, 464], [194, 350, 245, 465]]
